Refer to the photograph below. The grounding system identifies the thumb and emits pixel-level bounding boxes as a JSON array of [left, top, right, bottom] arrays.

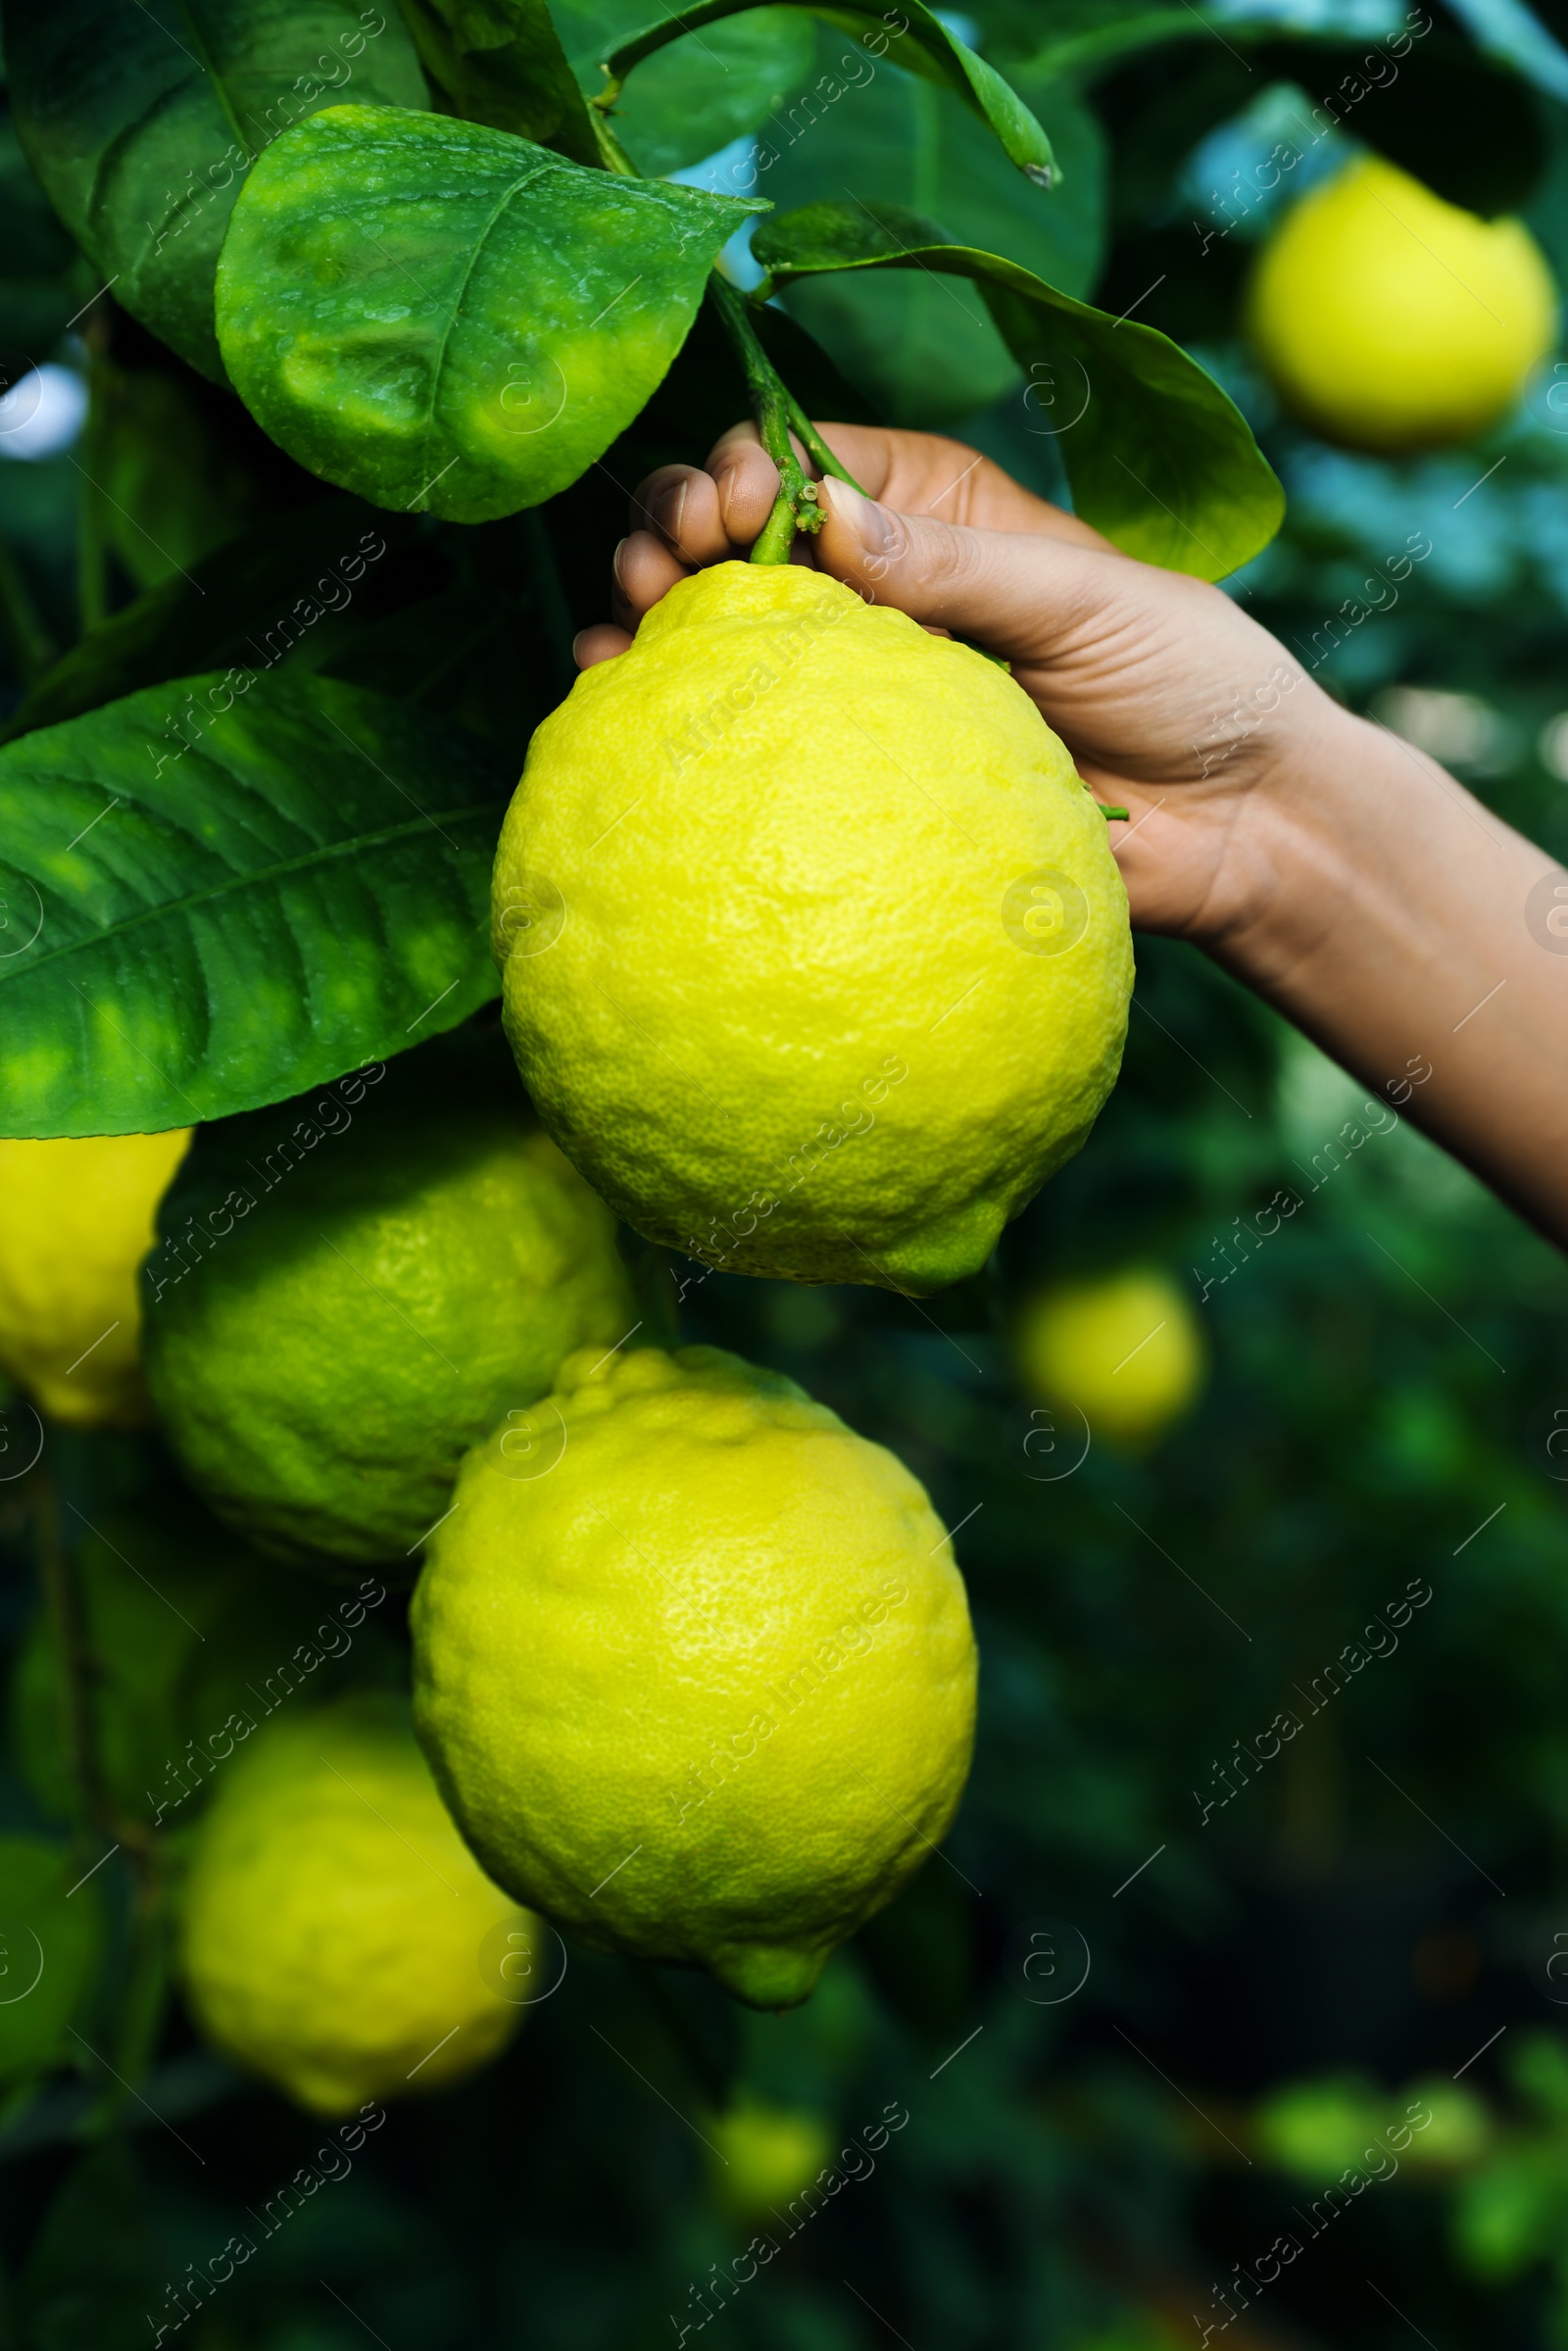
[[814, 473, 1107, 664]]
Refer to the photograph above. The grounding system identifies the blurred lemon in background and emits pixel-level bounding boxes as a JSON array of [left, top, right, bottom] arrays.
[[1248, 154, 1555, 451], [413, 1344, 977, 2010], [707, 2094, 836, 2218], [180, 1693, 532, 2115], [1014, 1268, 1204, 1448], [0, 1131, 190, 1427]]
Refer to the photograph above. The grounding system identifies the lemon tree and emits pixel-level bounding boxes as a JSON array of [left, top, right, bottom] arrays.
[[412, 1345, 977, 2008], [179, 1692, 535, 2115], [0, 0, 1289, 1157]]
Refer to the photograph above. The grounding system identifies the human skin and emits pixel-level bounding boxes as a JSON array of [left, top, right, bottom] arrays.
[[576, 421, 1568, 1254]]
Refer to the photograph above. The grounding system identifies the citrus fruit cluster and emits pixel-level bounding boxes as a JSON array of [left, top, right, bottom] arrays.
[[7, 504, 1146, 2106]]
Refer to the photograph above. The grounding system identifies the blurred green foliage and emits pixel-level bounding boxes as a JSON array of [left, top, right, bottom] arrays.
[[3, 0, 1568, 2345]]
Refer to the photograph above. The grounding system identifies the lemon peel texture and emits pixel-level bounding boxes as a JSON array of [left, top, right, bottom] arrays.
[[411, 1345, 978, 2009], [178, 1693, 533, 2115], [1248, 155, 1556, 452], [494, 561, 1132, 1296], [142, 1032, 633, 1563], [0, 1132, 190, 1428]]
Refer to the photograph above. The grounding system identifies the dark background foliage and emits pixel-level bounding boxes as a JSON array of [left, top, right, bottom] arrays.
[[3, 0, 1568, 2344]]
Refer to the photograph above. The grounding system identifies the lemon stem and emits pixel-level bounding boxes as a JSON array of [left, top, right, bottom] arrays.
[[707, 277, 865, 564]]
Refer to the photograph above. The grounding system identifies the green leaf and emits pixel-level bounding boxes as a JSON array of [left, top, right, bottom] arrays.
[[215, 104, 762, 520], [4, 0, 431, 382], [0, 667, 513, 1136], [751, 51, 1103, 426], [596, 0, 1059, 185], [554, 0, 816, 178], [754, 200, 1283, 576], [0, 1837, 105, 2087], [393, 0, 603, 162], [2, 497, 421, 743]]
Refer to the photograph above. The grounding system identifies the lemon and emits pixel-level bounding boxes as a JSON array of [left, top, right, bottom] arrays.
[[494, 562, 1132, 1296], [0, 1132, 190, 1428], [411, 1345, 977, 2009], [142, 1033, 634, 1562], [1248, 155, 1556, 452], [1015, 1268, 1203, 1447], [179, 1692, 534, 2115], [707, 2094, 836, 2218]]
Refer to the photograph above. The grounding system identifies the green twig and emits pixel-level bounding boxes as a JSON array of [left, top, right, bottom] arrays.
[[707, 276, 865, 564]]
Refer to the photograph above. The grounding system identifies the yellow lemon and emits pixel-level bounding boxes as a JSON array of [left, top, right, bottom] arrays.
[[1248, 155, 1556, 451], [179, 1693, 533, 2115], [0, 1132, 190, 1428], [494, 562, 1131, 1296], [142, 1033, 633, 1562], [1015, 1268, 1204, 1447], [411, 1345, 977, 2009], [707, 2095, 836, 2218]]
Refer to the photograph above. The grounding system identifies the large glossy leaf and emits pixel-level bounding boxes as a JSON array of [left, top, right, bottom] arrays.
[[754, 51, 1103, 426], [754, 201, 1283, 577], [555, 0, 816, 177], [3, 0, 430, 382], [394, 0, 602, 161], [0, 669, 512, 1136], [216, 105, 762, 521], [596, 0, 1059, 184]]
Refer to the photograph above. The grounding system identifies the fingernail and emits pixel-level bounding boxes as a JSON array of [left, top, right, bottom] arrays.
[[612, 537, 630, 590], [654, 478, 687, 541], [821, 474, 896, 553]]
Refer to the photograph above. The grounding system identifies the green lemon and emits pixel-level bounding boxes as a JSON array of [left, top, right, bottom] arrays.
[[1248, 155, 1556, 452], [494, 562, 1132, 1297], [706, 2095, 836, 2219], [0, 1131, 190, 1428], [411, 1345, 977, 2010], [142, 1032, 633, 1563], [1014, 1268, 1204, 1448], [180, 1694, 532, 2115]]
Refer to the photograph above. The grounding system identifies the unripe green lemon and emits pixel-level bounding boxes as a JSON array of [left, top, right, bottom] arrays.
[[1248, 155, 1556, 452], [706, 2095, 836, 2218], [1014, 1268, 1203, 1447], [142, 1034, 633, 1562], [411, 1345, 977, 2009], [494, 563, 1132, 1296], [179, 1693, 533, 2115], [0, 1131, 190, 1427]]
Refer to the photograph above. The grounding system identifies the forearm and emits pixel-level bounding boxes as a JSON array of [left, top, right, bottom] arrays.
[[1211, 710, 1568, 1249]]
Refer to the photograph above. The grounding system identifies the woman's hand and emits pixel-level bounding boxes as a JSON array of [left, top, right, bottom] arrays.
[[575, 417, 1568, 1251], [575, 419, 1355, 962]]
